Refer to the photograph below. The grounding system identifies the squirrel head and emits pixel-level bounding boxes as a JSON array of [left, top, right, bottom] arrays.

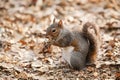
[[46, 19, 63, 40]]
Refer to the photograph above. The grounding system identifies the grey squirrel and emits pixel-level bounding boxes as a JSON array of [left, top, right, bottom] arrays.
[[46, 19, 99, 70]]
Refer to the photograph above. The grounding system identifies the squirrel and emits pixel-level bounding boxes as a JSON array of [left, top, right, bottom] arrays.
[[46, 19, 100, 70]]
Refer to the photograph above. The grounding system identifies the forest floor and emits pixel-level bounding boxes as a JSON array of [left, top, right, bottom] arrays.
[[0, 0, 120, 80]]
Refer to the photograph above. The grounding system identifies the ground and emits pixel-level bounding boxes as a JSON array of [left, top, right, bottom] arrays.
[[0, 0, 120, 80]]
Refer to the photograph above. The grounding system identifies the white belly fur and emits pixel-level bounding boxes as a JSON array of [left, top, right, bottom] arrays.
[[62, 46, 74, 66]]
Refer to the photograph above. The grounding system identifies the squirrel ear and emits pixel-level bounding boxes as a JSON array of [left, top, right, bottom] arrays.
[[53, 18, 56, 23], [58, 20, 63, 27]]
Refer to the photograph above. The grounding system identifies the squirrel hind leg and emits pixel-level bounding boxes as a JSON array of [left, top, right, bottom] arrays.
[[70, 52, 86, 70]]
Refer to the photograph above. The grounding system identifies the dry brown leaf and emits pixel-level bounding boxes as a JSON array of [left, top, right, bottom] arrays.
[[16, 71, 28, 79], [86, 66, 94, 72], [0, 41, 11, 52], [28, 40, 36, 50], [115, 72, 120, 80], [15, 12, 36, 22], [109, 40, 115, 48], [18, 40, 27, 45], [106, 50, 112, 57], [93, 72, 98, 77], [33, 43, 44, 54]]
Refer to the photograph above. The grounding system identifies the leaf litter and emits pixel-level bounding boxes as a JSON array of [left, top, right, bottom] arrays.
[[0, 0, 120, 80]]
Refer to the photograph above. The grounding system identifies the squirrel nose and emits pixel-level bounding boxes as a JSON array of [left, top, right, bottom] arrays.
[[46, 35, 49, 38], [46, 34, 50, 39], [46, 35, 53, 41]]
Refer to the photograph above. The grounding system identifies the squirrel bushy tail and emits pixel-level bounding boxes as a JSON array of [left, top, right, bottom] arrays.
[[82, 22, 98, 64]]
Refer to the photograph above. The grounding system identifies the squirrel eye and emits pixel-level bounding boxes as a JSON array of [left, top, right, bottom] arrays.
[[52, 28, 56, 33]]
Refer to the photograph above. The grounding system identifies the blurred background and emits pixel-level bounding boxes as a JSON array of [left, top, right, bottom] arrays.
[[0, 0, 120, 80]]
